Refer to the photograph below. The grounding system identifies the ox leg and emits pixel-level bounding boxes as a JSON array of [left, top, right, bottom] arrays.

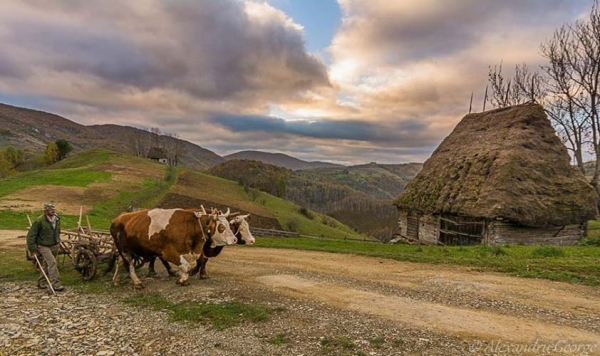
[[147, 257, 157, 277], [148, 256, 177, 278], [199, 255, 210, 279], [117, 253, 144, 289], [160, 257, 178, 277], [189, 256, 201, 276], [112, 257, 122, 285], [176, 255, 192, 286]]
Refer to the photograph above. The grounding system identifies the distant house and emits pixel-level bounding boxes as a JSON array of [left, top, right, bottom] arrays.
[[394, 103, 598, 246], [147, 147, 168, 164]]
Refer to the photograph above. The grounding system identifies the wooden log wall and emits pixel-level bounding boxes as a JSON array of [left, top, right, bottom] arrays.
[[489, 222, 583, 245]]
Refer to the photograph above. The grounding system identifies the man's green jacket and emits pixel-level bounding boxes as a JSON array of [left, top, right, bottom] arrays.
[[26, 215, 61, 253]]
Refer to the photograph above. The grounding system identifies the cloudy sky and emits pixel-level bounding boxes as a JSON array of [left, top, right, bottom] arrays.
[[0, 0, 593, 165]]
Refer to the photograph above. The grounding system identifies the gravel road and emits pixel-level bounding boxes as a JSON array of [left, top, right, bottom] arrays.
[[1, 230, 599, 356]]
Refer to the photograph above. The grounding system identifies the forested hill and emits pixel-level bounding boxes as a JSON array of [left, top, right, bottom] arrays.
[[0, 103, 223, 171], [224, 150, 343, 170], [208, 159, 422, 240]]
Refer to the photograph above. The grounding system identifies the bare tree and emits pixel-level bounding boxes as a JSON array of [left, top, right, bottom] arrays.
[[487, 62, 545, 109], [163, 132, 187, 166], [149, 127, 162, 157], [541, 24, 588, 172], [568, 2, 600, 195], [129, 127, 151, 157]]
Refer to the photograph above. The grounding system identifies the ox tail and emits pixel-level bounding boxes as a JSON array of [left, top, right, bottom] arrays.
[[112, 226, 131, 270]]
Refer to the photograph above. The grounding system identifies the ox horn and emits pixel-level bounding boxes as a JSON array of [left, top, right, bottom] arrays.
[[200, 205, 207, 215], [221, 207, 230, 217]]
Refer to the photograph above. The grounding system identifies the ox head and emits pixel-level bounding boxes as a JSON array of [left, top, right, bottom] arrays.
[[229, 214, 255, 245], [195, 208, 237, 247]]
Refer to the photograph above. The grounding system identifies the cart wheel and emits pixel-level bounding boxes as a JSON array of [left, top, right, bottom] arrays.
[[74, 248, 97, 280], [133, 256, 145, 269]]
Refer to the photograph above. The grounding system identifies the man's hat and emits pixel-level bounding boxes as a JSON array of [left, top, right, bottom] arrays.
[[44, 202, 56, 211]]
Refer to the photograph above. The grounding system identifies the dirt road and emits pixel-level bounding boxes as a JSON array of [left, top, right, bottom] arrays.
[[2, 230, 599, 355], [215, 248, 600, 346]]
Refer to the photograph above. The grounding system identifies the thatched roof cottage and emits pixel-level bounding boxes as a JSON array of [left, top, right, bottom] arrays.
[[394, 103, 598, 245]]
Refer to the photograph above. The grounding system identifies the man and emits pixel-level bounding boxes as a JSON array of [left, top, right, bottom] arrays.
[[26, 202, 65, 292]]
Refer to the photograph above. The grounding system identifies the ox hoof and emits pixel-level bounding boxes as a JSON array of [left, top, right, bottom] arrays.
[[199, 274, 209, 280], [176, 280, 190, 286], [134, 283, 145, 290]]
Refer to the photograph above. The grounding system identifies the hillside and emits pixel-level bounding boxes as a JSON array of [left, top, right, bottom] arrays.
[[208, 159, 422, 240], [0, 103, 223, 171], [0, 149, 363, 239], [0, 101, 422, 233], [224, 150, 343, 170]]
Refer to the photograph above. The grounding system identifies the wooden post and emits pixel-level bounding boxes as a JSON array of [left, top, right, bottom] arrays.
[[27, 214, 32, 228], [78, 206, 83, 232], [483, 85, 488, 112], [469, 92, 473, 114]]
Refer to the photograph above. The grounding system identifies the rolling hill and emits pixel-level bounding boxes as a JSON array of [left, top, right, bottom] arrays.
[[0, 103, 223, 171], [0, 149, 365, 240]]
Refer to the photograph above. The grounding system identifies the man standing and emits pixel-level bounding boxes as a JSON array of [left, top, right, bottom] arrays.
[[26, 202, 65, 291]]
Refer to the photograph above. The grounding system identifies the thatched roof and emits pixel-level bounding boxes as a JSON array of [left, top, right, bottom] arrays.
[[394, 103, 598, 227]]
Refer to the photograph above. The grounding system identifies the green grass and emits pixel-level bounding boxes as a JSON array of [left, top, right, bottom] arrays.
[[319, 336, 355, 351], [368, 336, 385, 349], [87, 174, 178, 229], [0, 169, 112, 197], [268, 333, 291, 345], [123, 293, 274, 330], [0, 152, 178, 230], [50, 148, 114, 169], [0, 210, 108, 231], [254, 237, 600, 286]]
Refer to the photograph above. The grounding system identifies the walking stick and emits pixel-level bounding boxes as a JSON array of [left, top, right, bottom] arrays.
[[33, 253, 56, 295]]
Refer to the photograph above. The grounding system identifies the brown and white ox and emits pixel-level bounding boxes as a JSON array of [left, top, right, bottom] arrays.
[[148, 213, 255, 279], [110, 208, 237, 288]]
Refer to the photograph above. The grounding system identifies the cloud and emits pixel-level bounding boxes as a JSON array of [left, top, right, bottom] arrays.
[[0, 0, 329, 106], [0, 0, 594, 165], [325, 0, 593, 148], [211, 112, 432, 143]]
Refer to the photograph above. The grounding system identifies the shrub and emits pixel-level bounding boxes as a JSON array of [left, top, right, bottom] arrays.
[[286, 218, 299, 232], [299, 206, 314, 219], [578, 236, 600, 247]]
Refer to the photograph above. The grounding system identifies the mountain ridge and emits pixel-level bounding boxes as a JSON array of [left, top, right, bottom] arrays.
[[0, 102, 418, 170], [224, 150, 344, 170]]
